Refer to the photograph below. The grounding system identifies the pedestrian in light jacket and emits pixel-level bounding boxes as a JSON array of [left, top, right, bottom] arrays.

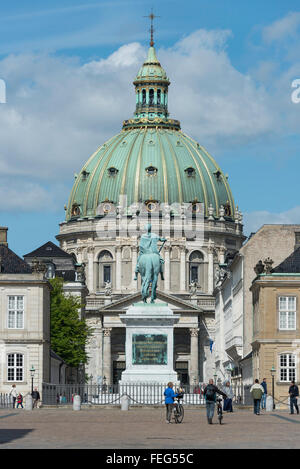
[[250, 379, 264, 415], [223, 381, 234, 413]]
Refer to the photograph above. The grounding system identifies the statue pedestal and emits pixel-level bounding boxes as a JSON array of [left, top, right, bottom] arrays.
[[119, 302, 179, 384]]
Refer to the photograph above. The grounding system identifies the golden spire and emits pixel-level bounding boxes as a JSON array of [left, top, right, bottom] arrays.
[[144, 9, 160, 47]]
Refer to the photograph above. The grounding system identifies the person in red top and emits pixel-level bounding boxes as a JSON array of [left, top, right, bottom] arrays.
[[16, 393, 23, 409]]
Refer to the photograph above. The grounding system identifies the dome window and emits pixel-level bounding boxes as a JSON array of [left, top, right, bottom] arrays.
[[108, 167, 119, 177], [214, 170, 222, 180], [224, 201, 231, 217], [149, 89, 154, 105], [81, 170, 90, 180], [146, 166, 158, 176], [71, 204, 80, 217], [148, 140, 155, 146], [185, 167, 195, 177]]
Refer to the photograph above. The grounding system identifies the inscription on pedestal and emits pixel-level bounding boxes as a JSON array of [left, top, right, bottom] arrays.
[[132, 334, 167, 365]]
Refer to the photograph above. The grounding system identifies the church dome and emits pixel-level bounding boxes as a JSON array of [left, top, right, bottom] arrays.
[[66, 43, 236, 222]]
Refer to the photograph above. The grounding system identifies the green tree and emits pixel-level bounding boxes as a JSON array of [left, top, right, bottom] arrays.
[[49, 277, 91, 367]]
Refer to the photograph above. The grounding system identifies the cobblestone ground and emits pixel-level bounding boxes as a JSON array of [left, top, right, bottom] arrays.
[[0, 406, 299, 449]]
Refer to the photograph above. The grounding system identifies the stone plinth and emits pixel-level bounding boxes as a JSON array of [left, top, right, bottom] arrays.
[[119, 302, 179, 384]]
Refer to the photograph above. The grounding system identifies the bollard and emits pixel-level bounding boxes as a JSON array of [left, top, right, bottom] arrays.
[[266, 395, 274, 412], [73, 394, 81, 411], [121, 394, 129, 411], [25, 394, 33, 411]]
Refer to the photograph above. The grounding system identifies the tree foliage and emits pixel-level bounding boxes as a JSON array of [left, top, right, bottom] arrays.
[[49, 277, 91, 367]]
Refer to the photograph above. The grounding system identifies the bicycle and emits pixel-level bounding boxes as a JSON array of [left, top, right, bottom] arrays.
[[172, 393, 184, 424], [216, 398, 223, 424]]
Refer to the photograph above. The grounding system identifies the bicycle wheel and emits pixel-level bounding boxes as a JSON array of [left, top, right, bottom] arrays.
[[176, 404, 184, 424]]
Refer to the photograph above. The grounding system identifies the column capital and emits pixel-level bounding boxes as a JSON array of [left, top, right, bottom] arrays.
[[190, 327, 199, 337], [103, 327, 112, 337]]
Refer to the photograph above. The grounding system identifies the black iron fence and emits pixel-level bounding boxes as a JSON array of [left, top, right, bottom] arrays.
[[42, 382, 209, 406]]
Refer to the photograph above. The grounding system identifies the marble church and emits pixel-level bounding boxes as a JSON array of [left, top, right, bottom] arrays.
[[56, 37, 245, 386]]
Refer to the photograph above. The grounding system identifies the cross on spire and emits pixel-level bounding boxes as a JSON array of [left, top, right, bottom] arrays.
[[144, 10, 160, 47]]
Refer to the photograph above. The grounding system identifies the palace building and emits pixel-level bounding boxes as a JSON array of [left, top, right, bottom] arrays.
[[56, 36, 245, 386]]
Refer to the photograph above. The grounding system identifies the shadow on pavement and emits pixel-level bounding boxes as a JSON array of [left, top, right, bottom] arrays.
[[0, 429, 33, 445]]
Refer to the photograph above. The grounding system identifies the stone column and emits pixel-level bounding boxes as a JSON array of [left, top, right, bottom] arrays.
[[180, 246, 186, 292], [115, 247, 122, 292], [164, 245, 170, 292], [208, 242, 214, 295], [189, 328, 199, 384], [87, 246, 94, 293], [103, 328, 112, 385]]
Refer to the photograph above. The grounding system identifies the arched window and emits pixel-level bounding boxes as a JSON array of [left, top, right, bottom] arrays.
[[45, 263, 55, 279], [142, 89, 146, 105], [157, 89, 161, 105], [7, 353, 24, 381], [189, 251, 204, 286], [98, 250, 113, 289], [149, 89, 154, 105]]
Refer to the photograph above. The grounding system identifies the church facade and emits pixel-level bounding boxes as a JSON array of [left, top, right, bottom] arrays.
[[56, 39, 245, 385]]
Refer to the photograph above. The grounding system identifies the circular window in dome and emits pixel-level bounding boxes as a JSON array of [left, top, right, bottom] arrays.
[[146, 166, 157, 176], [71, 204, 80, 217], [145, 201, 158, 212], [108, 167, 119, 177], [185, 167, 195, 177]]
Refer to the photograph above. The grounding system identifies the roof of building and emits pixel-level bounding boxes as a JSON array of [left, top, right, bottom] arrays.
[[272, 246, 300, 274], [65, 44, 236, 223], [0, 245, 32, 274], [24, 241, 73, 259]]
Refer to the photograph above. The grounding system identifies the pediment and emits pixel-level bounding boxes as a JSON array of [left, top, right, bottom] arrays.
[[100, 289, 202, 312]]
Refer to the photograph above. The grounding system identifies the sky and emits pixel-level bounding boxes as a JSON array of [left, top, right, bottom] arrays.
[[1, 0, 300, 256]]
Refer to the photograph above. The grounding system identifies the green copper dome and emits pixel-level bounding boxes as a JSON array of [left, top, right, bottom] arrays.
[[66, 45, 236, 222]]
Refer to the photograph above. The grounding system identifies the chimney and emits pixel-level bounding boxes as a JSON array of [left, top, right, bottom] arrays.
[[0, 227, 8, 246]]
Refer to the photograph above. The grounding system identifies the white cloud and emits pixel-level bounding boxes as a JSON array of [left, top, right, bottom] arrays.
[[262, 12, 300, 43], [244, 206, 300, 236]]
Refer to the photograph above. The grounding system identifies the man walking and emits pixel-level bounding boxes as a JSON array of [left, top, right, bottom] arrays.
[[32, 387, 41, 408], [289, 381, 299, 415], [250, 379, 264, 415], [9, 384, 17, 409], [260, 378, 267, 410], [223, 381, 234, 413], [204, 379, 227, 424]]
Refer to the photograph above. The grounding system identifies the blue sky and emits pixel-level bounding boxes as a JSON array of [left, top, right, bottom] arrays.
[[1, 0, 300, 255]]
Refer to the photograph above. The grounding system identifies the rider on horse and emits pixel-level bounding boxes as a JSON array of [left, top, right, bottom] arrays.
[[134, 224, 166, 281]]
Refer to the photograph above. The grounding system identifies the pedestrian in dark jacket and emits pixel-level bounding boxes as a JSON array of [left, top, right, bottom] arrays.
[[289, 381, 299, 415], [164, 382, 179, 423], [260, 378, 267, 409], [32, 387, 40, 408], [204, 379, 227, 424]]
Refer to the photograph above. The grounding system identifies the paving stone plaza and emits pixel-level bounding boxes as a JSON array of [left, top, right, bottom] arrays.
[[0, 407, 299, 450]]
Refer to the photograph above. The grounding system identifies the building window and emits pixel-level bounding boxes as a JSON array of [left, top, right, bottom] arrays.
[[45, 263, 55, 279], [103, 265, 111, 283], [189, 251, 204, 285], [98, 250, 113, 288], [7, 353, 24, 381], [142, 89, 146, 105], [149, 89, 154, 105], [279, 296, 296, 330], [279, 354, 296, 382], [8, 296, 24, 329]]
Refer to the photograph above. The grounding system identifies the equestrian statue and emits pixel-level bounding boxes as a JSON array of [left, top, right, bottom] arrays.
[[134, 223, 166, 303]]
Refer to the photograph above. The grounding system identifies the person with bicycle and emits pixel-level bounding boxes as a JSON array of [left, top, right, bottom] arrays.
[[164, 382, 180, 424], [204, 379, 227, 424]]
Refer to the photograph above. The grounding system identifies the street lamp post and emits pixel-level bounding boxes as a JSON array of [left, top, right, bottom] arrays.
[[270, 365, 276, 410], [30, 365, 35, 395]]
